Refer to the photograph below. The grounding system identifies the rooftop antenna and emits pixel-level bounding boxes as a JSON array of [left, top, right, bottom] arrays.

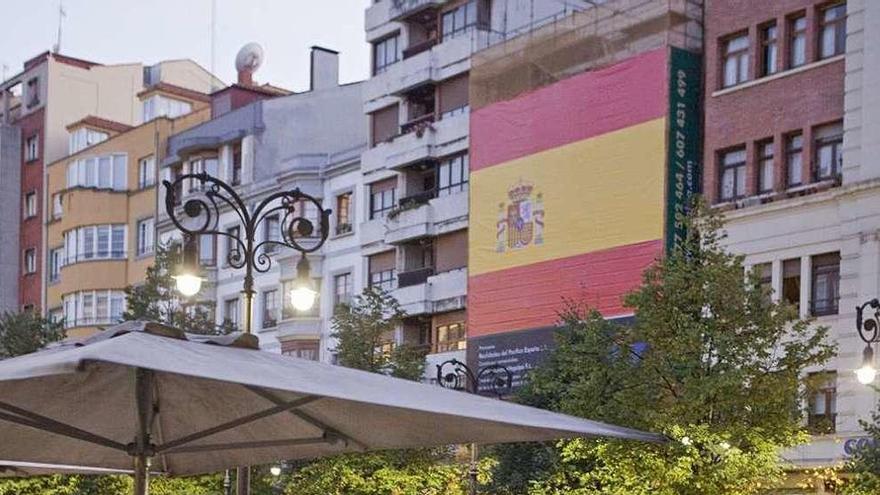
[[52, 0, 66, 53]]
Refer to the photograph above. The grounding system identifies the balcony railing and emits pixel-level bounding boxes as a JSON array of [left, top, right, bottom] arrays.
[[398, 266, 434, 288], [403, 39, 438, 59], [398, 189, 436, 210], [389, 0, 444, 21], [400, 113, 435, 136]]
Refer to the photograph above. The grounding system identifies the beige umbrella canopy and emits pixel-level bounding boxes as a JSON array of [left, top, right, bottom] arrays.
[[0, 321, 663, 493]]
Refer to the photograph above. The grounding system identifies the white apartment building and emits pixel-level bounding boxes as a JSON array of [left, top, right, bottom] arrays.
[[714, 0, 880, 472], [158, 48, 367, 357]]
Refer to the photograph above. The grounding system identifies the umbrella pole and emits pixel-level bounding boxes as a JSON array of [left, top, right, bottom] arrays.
[[132, 368, 154, 495]]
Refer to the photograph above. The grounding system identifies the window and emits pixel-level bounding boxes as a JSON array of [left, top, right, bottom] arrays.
[[25, 135, 39, 161], [819, 3, 847, 59], [811, 252, 840, 316], [23, 248, 36, 275], [373, 34, 400, 75], [170, 164, 183, 206], [438, 154, 469, 196], [68, 128, 108, 154], [760, 23, 778, 76], [808, 371, 837, 434], [436, 322, 467, 353], [199, 234, 216, 267], [758, 141, 775, 193], [336, 192, 352, 235], [782, 258, 801, 311], [49, 247, 63, 282], [722, 34, 750, 87], [371, 104, 400, 146], [292, 200, 322, 240], [263, 215, 280, 253], [282, 340, 320, 361], [26, 77, 39, 107], [369, 251, 396, 292], [786, 133, 804, 187], [231, 143, 242, 186], [24, 191, 37, 219], [439, 74, 470, 119], [142, 95, 192, 122], [66, 154, 128, 191], [262, 289, 279, 328], [52, 193, 63, 220], [138, 156, 156, 188], [63, 225, 127, 263], [719, 148, 747, 201], [224, 298, 240, 328], [334, 272, 353, 306], [790, 15, 807, 68], [442, 0, 482, 40], [754, 262, 772, 303], [188, 157, 219, 192], [370, 179, 397, 219], [814, 122, 843, 181], [225, 225, 241, 266], [61, 290, 125, 328], [136, 218, 155, 256]]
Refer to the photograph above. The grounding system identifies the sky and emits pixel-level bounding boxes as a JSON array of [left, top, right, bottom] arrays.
[[0, 0, 373, 92]]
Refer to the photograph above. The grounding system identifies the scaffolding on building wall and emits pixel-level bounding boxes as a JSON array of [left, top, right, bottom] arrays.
[[471, 0, 704, 111]]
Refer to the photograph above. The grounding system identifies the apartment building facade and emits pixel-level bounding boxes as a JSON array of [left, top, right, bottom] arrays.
[[705, 0, 880, 479], [157, 48, 367, 356], [361, 0, 615, 375], [45, 107, 212, 340], [0, 52, 222, 315]]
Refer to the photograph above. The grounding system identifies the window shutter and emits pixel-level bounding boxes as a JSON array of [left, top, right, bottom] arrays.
[[439, 74, 469, 115], [369, 250, 396, 274], [371, 104, 399, 145]]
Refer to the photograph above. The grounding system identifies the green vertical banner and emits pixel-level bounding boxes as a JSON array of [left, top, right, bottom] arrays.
[[665, 46, 703, 254]]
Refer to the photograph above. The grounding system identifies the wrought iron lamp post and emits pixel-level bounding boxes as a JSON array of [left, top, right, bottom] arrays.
[[163, 172, 331, 495], [436, 358, 513, 495], [856, 298, 880, 385]]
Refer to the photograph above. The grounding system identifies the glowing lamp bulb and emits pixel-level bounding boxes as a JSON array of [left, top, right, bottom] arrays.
[[174, 273, 203, 297], [856, 364, 877, 385], [290, 284, 318, 312], [269, 465, 282, 477], [857, 345, 877, 385]]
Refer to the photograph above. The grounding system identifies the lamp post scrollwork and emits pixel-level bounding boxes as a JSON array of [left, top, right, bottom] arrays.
[[855, 298, 880, 385]]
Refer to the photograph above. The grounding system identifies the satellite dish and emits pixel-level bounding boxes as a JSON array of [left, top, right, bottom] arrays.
[[235, 43, 264, 73]]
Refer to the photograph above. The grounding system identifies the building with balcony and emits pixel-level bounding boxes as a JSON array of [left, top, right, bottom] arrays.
[[704, 0, 880, 483], [363, 0, 703, 380], [0, 52, 222, 315], [157, 47, 367, 357], [44, 106, 211, 339]]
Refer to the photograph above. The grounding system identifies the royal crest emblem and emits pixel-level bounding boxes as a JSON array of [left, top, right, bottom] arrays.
[[496, 179, 544, 253]]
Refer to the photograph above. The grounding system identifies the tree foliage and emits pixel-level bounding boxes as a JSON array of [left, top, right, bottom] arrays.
[[331, 285, 426, 380], [494, 204, 836, 494], [123, 243, 234, 335], [842, 395, 880, 494], [0, 309, 64, 359]]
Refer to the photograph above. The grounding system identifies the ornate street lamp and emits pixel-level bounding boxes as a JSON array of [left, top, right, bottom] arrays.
[[163, 171, 331, 495], [855, 298, 880, 385], [436, 358, 513, 495]]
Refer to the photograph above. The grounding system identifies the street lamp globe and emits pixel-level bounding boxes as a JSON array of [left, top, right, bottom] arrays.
[[174, 273, 203, 297], [856, 345, 877, 385], [269, 465, 282, 477], [289, 256, 317, 312], [289, 282, 317, 312]]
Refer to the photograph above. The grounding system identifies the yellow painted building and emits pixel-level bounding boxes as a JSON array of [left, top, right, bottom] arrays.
[[45, 94, 210, 339]]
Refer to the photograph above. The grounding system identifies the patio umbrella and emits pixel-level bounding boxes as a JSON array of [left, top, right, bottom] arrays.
[[0, 321, 663, 494]]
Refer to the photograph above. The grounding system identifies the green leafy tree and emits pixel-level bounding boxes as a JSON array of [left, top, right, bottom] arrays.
[[0, 309, 64, 359], [123, 243, 234, 335], [493, 204, 836, 495], [842, 396, 880, 494], [331, 285, 425, 380]]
